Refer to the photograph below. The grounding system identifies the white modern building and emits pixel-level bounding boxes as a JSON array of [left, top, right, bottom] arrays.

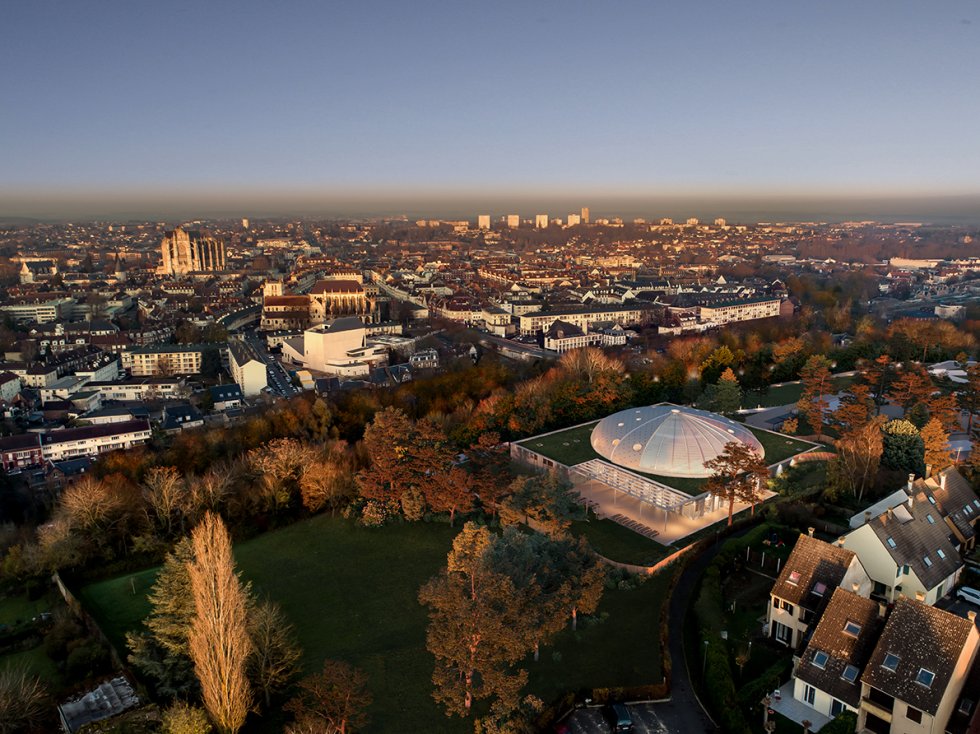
[[228, 339, 268, 397], [281, 317, 387, 377]]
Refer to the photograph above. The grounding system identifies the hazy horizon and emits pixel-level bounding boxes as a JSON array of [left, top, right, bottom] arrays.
[[2, 190, 980, 226]]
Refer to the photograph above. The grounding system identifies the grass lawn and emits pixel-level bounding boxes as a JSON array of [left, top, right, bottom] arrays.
[[0, 591, 54, 627], [517, 421, 600, 467], [572, 516, 672, 566], [0, 644, 61, 684], [745, 374, 856, 409], [79, 516, 671, 734], [747, 426, 819, 465]]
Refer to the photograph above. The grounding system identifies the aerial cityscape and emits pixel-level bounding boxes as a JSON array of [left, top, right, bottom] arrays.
[[1, 2, 978, 734]]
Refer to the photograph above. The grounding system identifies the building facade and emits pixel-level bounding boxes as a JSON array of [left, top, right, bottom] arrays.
[[158, 227, 226, 276]]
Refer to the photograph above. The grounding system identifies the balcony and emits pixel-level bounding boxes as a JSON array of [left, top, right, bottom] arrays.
[[860, 698, 892, 723]]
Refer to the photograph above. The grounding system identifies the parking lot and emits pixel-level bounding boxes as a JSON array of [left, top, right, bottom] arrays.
[[561, 704, 672, 734]]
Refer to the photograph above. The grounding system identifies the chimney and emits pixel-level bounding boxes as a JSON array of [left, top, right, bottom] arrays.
[[969, 611, 977, 623], [807, 527, 815, 537], [851, 582, 860, 593], [878, 602, 888, 618], [940, 472, 947, 490], [907, 493, 914, 509], [915, 591, 925, 602], [837, 536, 846, 547], [886, 507, 894, 520], [908, 473, 915, 491]]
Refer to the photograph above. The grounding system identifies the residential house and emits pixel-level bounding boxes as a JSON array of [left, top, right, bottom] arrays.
[[768, 532, 872, 649], [160, 404, 204, 433], [859, 598, 979, 734], [209, 384, 244, 411], [0, 433, 44, 471], [843, 483, 964, 605], [793, 588, 885, 720]]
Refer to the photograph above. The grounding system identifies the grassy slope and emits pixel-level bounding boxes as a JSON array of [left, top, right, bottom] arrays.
[[79, 516, 668, 733], [744, 374, 856, 409], [572, 517, 671, 567]]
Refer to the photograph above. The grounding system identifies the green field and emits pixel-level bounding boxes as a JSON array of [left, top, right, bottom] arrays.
[[744, 374, 856, 409], [572, 516, 672, 567], [746, 426, 818, 464], [79, 516, 670, 733]]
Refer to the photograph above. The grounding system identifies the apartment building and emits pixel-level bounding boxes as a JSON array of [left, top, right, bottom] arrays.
[[87, 377, 186, 402], [0, 297, 76, 324], [40, 419, 152, 462], [123, 344, 226, 377], [697, 296, 781, 325], [519, 304, 653, 336]]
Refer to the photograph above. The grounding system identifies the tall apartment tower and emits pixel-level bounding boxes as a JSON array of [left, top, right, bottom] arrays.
[[580, 206, 590, 224], [535, 214, 549, 228], [158, 226, 226, 276], [506, 214, 520, 228], [477, 214, 491, 230], [567, 213, 581, 226]]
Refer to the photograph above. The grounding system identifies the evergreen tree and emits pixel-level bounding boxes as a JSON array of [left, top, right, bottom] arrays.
[[881, 419, 926, 478]]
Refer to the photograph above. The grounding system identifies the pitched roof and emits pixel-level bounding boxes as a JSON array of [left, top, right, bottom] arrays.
[[862, 597, 975, 715], [795, 588, 884, 707], [771, 534, 857, 610], [917, 469, 980, 544], [310, 279, 363, 294], [947, 654, 980, 734], [865, 493, 962, 590]]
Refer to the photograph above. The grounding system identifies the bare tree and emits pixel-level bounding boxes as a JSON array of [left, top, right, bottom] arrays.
[[187, 513, 254, 734], [284, 659, 372, 734], [142, 466, 188, 537], [248, 599, 302, 709], [0, 665, 50, 734]]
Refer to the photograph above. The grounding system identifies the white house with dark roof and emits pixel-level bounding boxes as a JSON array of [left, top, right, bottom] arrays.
[[843, 478, 965, 605], [859, 598, 978, 734]]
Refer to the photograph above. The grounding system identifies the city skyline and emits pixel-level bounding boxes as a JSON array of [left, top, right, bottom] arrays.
[[3, 1, 980, 219]]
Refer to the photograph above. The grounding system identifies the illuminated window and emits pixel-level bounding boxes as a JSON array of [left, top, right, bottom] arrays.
[[788, 571, 801, 585]]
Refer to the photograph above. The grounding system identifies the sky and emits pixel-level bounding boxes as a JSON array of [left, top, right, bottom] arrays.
[[1, 1, 979, 220]]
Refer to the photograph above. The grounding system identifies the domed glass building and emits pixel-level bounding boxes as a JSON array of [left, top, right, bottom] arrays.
[[589, 404, 764, 478]]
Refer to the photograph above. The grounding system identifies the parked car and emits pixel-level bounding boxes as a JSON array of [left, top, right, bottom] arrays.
[[957, 586, 980, 607], [604, 703, 634, 732]]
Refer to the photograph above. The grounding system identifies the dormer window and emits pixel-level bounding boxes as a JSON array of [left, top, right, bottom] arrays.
[[937, 549, 946, 559], [886, 537, 897, 548], [916, 668, 934, 687], [927, 495, 936, 505], [842, 665, 859, 683], [812, 582, 827, 597], [923, 555, 933, 568], [843, 620, 862, 637], [882, 653, 900, 672], [813, 651, 829, 669], [788, 571, 801, 585], [926, 514, 935, 524]]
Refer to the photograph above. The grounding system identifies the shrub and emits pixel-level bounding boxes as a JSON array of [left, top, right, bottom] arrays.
[[821, 711, 858, 734], [65, 639, 111, 679]]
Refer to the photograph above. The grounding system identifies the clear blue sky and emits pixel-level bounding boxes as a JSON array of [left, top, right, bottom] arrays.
[[2, 1, 979, 217]]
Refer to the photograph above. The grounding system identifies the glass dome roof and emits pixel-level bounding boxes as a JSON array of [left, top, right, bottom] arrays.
[[589, 404, 764, 478]]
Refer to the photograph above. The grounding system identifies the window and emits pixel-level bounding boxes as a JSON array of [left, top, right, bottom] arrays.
[[842, 665, 859, 683], [937, 549, 946, 559], [903, 564, 910, 575], [804, 685, 816, 706], [926, 513, 936, 524], [906, 705, 922, 723], [882, 653, 900, 672], [813, 651, 829, 669], [927, 495, 936, 505], [812, 582, 827, 597], [772, 597, 780, 609], [887, 537, 897, 548], [843, 620, 862, 637], [831, 699, 846, 717], [959, 699, 975, 716], [916, 668, 934, 687], [923, 555, 933, 568], [788, 570, 801, 585]]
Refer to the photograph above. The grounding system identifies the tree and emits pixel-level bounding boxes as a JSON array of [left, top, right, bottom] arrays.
[[499, 474, 580, 538], [468, 433, 510, 520], [828, 417, 885, 502], [248, 599, 302, 709], [142, 466, 188, 538], [881, 419, 926, 478], [187, 513, 253, 734], [247, 439, 317, 514], [0, 666, 50, 734], [162, 702, 213, 734], [835, 382, 874, 432], [796, 355, 834, 440], [299, 458, 355, 515], [699, 367, 742, 416], [704, 441, 770, 526], [887, 365, 934, 412], [418, 524, 530, 717], [924, 391, 960, 433], [960, 364, 980, 434], [284, 660, 372, 734], [127, 537, 198, 698], [920, 418, 952, 475], [424, 466, 475, 525]]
